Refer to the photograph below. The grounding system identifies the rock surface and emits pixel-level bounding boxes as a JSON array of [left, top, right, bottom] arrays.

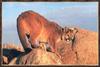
[[74, 28, 98, 64], [17, 48, 62, 65]]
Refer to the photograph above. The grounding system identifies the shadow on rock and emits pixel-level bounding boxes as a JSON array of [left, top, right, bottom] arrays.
[[2, 48, 24, 64]]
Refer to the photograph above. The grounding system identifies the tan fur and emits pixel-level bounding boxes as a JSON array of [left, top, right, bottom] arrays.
[[17, 11, 63, 54]]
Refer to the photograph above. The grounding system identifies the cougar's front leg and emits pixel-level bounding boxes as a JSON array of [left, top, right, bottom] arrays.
[[17, 28, 32, 53]]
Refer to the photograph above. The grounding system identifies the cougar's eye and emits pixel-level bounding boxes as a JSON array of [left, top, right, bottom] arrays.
[[26, 33, 30, 39]]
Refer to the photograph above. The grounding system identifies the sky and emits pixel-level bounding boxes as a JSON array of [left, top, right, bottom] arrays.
[[2, 2, 98, 45]]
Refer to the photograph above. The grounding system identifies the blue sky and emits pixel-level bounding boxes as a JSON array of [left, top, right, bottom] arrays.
[[2, 2, 98, 45]]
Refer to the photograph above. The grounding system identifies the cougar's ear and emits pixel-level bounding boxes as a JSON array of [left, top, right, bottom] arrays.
[[62, 26, 68, 32]]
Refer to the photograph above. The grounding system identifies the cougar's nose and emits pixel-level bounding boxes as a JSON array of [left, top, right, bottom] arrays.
[[31, 43, 39, 48]]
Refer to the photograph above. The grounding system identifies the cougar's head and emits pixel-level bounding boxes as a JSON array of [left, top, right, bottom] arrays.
[[61, 27, 78, 42]]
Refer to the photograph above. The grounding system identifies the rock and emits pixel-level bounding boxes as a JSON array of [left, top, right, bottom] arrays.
[[74, 29, 98, 64], [9, 57, 18, 65], [17, 48, 62, 65], [56, 39, 77, 64], [3, 56, 8, 64]]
